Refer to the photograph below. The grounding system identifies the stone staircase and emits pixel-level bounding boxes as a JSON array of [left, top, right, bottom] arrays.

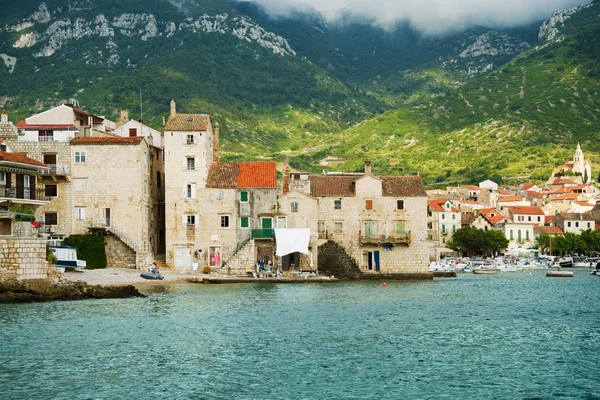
[[154, 254, 171, 271], [223, 239, 255, 275]]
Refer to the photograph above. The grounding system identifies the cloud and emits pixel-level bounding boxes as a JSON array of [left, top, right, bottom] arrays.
[[244, 0, 591, 35]]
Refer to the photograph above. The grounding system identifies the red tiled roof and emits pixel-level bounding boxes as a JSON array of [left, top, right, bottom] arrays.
[[164, 114, 211, 132], [545, 215, 555, 224], [537, 226, 563, 235], [428, 199, 458, 211], [505, 206, 545, 215], [526, 190, 543, 199], [238, 162, 277, 188], [463, 185, 480, 190], [521, 184, 534, 190], [574, 201, 593, 207], [552, 178, 576, 185], [553, 194, 579, 201], [498, 196, 523, 202], [0, 150, 48, 168], [207, 161, 276, 189], [486, 215, 505, 224], [498, 189, 511, 195], [17, 122, 77, 130], [462, 212, 477, 225], [380, 176, 427, 197], [479, 208, 499, 216], [71, 136, 145, 145]]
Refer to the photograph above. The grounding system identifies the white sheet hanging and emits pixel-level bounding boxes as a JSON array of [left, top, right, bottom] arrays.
[[275, 228, 311, 257]]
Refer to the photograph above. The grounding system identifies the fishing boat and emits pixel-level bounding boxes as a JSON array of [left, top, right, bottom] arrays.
[[473, 268, 498, 274]]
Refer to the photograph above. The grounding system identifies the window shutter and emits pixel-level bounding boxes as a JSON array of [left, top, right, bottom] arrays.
[[194, 157, 199, 170], [195, 214, 200, 227], [191, 184, 196, 199]]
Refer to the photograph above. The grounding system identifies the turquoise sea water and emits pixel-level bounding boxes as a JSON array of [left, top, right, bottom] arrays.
[[1, 270, 599, 400]]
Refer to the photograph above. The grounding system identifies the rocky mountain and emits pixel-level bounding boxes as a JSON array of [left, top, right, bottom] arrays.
[[0, 0, 598, 185]]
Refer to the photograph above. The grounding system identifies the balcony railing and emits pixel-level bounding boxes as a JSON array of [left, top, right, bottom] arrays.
[[359, 230, 411, 245], [40, 164, 70, 175], [0, 186, 48, 201], [251, 228, 274, 239]]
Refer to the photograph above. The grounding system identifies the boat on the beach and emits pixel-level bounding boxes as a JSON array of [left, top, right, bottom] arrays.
[[140, 272, 164, 280], [51, 246, 86, 272], [473, 269, 498, 274]]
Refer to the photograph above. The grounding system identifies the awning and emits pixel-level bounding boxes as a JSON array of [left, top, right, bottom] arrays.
[[275, 228, 311, 257]]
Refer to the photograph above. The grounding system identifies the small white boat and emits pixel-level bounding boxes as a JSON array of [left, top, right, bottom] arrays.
[[51, 246, 86, 272]]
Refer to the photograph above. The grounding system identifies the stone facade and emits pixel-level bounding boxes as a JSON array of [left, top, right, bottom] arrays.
[[104, 234, 137, 268], [0, 237, 47, 279]]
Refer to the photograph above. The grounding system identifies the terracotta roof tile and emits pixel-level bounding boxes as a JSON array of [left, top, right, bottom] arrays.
[[238, 162, 277, 188], [537, 226, 563, 235], [498, 196, 523, 202], [498, 189, 511, 195], [463, 185, 481, 190], [164, 114, 211, 132], [380, 176, 427, 197], [0, 150, 48, 168], [428, 199, 458, 211], [526, 190, 543, 199], [310, 175, 357, 197], [71, 136, 144, 145], [505, 206, 545, 215], [207, 161, 276, 189], [462, 212, 477, 225], [556, 212, 594, 221], [552, 178, 576, 185], [553, 193, 579, 200]]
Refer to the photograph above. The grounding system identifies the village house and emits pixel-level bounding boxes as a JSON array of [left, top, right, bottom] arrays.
[[69, 136, 162, 268], [471, 208, 505, 231], [427, 199, 461, 247], [503, 206, 545, 250], [289, 162, 428, 274], [552, 213, 595, 235], [113, 110, 164, 149], [0, 141, 50, 279]]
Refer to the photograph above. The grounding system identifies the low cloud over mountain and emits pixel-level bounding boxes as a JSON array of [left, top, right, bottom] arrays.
[[244, 0, 591, 35]]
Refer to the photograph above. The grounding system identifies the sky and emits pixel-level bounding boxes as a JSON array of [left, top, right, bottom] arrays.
[[245, 0, 591, 35]]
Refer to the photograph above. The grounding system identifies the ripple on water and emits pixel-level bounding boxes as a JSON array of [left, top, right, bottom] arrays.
[[1, 271, 599, 399]]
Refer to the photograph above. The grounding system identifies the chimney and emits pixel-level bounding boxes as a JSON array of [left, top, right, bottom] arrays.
[[364, 160, 372, 175], [170, 100, 176, 118], [116, 109, 129, 128], [1, 110, 7, 124], [213, 121, 220, 163], [282, 162, 291, 195]]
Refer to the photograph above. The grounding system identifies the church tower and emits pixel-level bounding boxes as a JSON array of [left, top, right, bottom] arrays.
[[573, 143, 584, 174]]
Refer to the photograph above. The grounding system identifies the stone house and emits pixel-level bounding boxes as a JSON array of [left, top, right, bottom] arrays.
[[552, 213, 595, 235], [0, 146, 50, 279], [471, 208, 505, 231], [290, 162, 429, 274], [113, 113, 163, 149], [70, 136, 161, 268]]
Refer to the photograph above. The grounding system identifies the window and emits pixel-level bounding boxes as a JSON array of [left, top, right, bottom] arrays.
[[216, 190, 224, 200], [277, 217, 287, 229], [567, 222, 572, 227], [45, 184, 57, 197], [575, 222, 579, 228], [452, 225, 456, 233], [290, 200, 299, 213], [76, 207, 86, 220], [240, 216, 249, 228], [526, 230, 529, 240], [396, 221, 405, 234], [220, 215, 230, 228], [446, 203, 450, 209], [186, 134, 194, 144], [510, 230, 514, 240], [186, 157, 196, 170], [186, 215, 196, 226], [442, 224, 446, 233], [129, 128, 137, 137], [518, 230, 522, 242], [397, 200, 404, 210], [365, 199, 373, 210], [73, 178, 87, 191], [528, 216, 531, 222], [240, 191, 248, 202], [442, 214, 445, 220], [39, 130, 54, 142], [382, 243, 393, 251], [538, 216, 541, 222], [588, 222, 592, 228], [185, 184, 196, 199], [45, 212, 58, 226], [156, 171, 161, 188], [334, 200, 341, 209], [334, 222, 343, 233], [318, 221, 325, 232], [75, 152, 86, 163], [452, 214, 456, 220]]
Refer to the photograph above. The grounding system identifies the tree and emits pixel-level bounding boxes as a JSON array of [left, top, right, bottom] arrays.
[[535, 233, 551, 254]]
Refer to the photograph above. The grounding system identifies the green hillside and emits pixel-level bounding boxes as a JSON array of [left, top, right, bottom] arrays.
[[284, 2, 600, 186]]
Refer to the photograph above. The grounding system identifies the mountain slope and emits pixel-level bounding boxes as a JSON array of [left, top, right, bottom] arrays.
[[291, 1, 600, 185]]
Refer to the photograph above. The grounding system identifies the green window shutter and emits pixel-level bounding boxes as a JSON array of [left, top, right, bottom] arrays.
[[241, 217, 249, 228], [442, 224, 445, 233], [240, 191, 248, 202]]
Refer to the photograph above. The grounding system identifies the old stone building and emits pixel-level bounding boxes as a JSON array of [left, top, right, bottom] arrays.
[[290, 162, 429, 274], [70, 136, 161, 268]]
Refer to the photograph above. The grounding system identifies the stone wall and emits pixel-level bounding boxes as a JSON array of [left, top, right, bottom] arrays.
[[0, 237, 47, 279], [105, 235, 136, 268], [318, 240, 360, 278]]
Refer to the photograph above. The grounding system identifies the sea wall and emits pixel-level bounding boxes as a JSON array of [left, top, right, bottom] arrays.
[[0, 237, 47, 279]]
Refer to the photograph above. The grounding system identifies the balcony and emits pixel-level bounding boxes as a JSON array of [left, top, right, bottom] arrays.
[[359, 230, 411, 245], [251, 228, 274, 239], [40, 164, 70, 176], [0, 186, 48, 202]]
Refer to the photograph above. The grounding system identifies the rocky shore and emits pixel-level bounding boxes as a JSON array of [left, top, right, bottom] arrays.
[[0, 273, 144, 303]]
